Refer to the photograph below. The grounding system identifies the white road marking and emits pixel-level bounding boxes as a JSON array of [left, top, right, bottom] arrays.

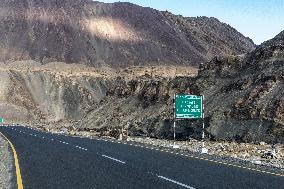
[[157, 175, 195, 189], [101, 155, 126, 164]]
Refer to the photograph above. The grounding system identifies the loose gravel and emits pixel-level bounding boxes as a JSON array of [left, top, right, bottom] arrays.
[[0, 135, 13, 189]]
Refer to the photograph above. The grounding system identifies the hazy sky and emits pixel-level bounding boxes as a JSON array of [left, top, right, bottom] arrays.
[[100, 0, 284, 45]]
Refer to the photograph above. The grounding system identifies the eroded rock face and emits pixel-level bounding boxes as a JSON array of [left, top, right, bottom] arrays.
[[0, 66, 108, 123], [76, 31, 284, 143], [196, 32, 284, 143], [0, 0, 255, 67]]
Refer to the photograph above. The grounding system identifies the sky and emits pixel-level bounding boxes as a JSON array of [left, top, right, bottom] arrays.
[[99, 0, 284, 45]]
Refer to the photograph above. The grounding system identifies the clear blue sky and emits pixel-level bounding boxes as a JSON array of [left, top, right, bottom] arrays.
[[99, 0, 284, 45]]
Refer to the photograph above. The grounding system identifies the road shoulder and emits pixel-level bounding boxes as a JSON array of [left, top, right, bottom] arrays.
[[0, 134, 13, 189]]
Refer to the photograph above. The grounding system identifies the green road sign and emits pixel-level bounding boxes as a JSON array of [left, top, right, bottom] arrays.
[[0, 118, 3, 123], [175, 94, 203, 119]]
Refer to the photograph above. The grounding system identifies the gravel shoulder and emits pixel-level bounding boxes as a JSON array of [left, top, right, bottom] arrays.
[[0, 135, 13, 189]]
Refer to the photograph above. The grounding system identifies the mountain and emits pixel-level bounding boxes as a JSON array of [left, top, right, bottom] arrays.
[[196, 31, 284, 143], [0, 0, 255, 67], [73, 31, 284, 143]]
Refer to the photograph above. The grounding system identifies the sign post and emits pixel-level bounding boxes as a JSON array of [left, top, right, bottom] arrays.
[[174, 94, 207, 153], [173, 94, 178, 148], [201, 95, 208, 154]]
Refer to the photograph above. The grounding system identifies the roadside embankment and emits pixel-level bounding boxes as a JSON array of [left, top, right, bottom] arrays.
[[0, 134, 13, 189]]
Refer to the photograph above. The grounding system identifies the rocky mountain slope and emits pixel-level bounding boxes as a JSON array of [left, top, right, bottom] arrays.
[[196, 31, 284, 143], [0, 32, 282, 143], [75, 31, 284, 144], [0, 0, 255, 67]]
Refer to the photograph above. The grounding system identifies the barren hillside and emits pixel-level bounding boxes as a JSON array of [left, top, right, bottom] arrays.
[[75, 31, 284, 143], [0, 0, 255, 67]]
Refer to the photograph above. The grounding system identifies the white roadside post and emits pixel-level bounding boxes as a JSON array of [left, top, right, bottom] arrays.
[[201, 95, 208, 154], [173, 93, 179, 149]]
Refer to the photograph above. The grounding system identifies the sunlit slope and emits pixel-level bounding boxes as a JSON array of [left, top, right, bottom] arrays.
[[0, 0, 255, 67]]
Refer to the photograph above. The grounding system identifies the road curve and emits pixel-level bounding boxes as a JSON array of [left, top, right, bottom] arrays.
[[0, 126, 283, 189]]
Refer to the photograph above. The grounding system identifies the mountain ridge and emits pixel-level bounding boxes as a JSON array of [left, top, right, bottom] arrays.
[[0, 0, 255, 67]]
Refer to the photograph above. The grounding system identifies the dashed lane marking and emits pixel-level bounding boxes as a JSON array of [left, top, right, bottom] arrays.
[[101, 154, 126, 164], [157, 175, 195, 189]]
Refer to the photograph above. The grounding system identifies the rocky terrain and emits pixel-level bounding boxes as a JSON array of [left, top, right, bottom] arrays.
[[0, 0, 254, 67], [127, 137, 284, 170], [0, 135, 13, 189], [72, 30, 284, 144], [0, 30, 283, 144], [196, 31, 284, 143]]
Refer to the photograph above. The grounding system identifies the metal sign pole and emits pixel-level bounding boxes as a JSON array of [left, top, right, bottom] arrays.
[[173, 93, 179, 148], [202, 95, 205, 147], [174, 121, 176, 143], [201, 95, 207, 154], [174, 93, 176, 145]]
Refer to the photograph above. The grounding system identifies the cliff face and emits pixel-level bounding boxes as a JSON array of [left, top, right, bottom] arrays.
[[0, 62, 109, 123], [196, 31, 284, 143], [0, 0, 255, 67], [0, 62, 199, 139]]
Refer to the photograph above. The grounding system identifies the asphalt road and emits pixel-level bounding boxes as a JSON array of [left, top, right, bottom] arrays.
[[0, 126, 283, 189]]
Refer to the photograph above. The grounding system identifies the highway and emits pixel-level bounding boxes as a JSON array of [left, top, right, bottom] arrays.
[[0, 125, 283, 189]]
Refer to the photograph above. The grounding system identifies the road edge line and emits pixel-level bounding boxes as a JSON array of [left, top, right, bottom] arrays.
[[0, 131, 24, 189]]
